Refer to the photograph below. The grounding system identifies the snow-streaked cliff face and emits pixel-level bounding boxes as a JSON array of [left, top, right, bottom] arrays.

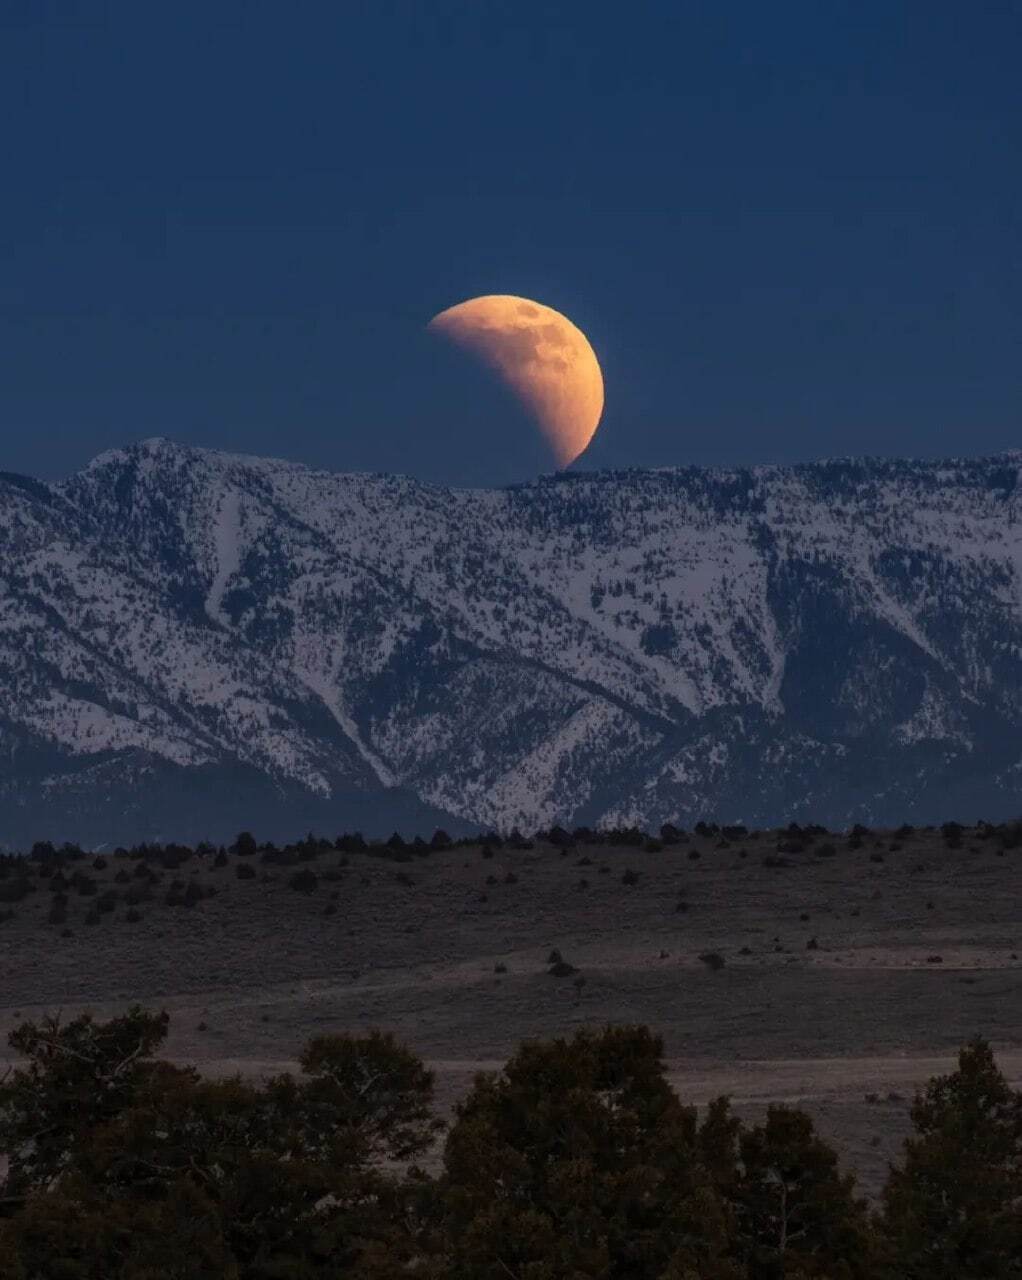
[[2, 438, 1021, 839]]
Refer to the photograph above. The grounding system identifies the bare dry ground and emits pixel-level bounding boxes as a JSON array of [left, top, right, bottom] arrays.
[[1, 824, 1020, 1196]]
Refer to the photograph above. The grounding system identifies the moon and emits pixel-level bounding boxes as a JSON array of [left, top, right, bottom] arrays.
[[427, 294, 604, 468]]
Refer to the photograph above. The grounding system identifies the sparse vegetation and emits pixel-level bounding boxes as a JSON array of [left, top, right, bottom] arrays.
[[547, 948, 578, 976], [0, 819, 1019, 1272], [287, 868, 318, 893]]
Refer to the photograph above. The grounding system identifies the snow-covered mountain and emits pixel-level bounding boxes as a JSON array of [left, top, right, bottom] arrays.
[[2, 438, 1020, 843]]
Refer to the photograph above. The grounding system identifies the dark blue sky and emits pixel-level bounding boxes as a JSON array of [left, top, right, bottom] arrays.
[[2, 1, 1019, 486]]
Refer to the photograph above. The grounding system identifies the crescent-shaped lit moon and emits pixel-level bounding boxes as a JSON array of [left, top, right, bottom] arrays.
[[427, 294, 604, 468]]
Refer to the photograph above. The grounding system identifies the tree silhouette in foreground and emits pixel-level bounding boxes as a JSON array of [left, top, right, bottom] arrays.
[[734, 1105, 874, 1279], [0, 1013, 438, 1278], [439, 1024, 742, 1279], [0, 1007, 189, 1200], [878, 1036, 1022, 1278], [0, 1012, 1018, 1278]]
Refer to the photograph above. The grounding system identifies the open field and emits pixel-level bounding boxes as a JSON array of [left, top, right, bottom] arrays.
[[1, 823, 1020, 1196]]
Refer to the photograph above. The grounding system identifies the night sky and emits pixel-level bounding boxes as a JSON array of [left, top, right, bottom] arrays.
[[2, 1, 1019, 487]]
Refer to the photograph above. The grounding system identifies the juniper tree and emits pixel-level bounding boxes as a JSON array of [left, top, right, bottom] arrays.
[[879, 1036, 1022, 1279], [0, 1018, 443, 1278], [0, 1007, 188, 1202], [733, 1105, 873, 1279], [438, 1025, 743, 1279]]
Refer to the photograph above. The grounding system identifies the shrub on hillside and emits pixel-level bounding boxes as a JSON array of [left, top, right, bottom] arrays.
[[158, 846, 193, 871], [998, 822, 1022, 851], [232, 831, 258, 857], [182, 880, 209, 908], [0, 878, 32, 904], [288, 868, 318, 894]]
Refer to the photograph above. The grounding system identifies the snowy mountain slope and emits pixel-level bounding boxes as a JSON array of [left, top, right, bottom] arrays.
[[1, 439, 1020, 841]]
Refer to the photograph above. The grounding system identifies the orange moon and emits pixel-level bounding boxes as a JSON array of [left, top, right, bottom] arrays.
[[427, 294, 604, 468]]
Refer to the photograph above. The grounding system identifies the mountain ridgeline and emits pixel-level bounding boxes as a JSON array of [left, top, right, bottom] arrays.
[[1, 439, 1020, 844]]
